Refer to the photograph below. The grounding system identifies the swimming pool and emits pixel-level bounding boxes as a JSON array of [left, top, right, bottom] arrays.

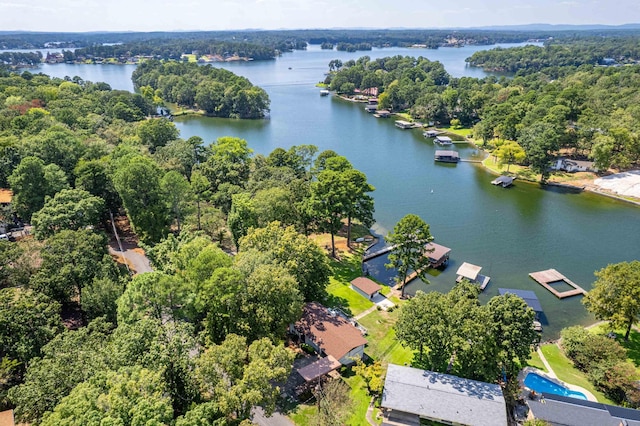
[[524, 372, 588, 400]]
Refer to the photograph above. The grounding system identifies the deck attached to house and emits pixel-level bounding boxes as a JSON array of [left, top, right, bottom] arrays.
[[529, 269, 587, 299]]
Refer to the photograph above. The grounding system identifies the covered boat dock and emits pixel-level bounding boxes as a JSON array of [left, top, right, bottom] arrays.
[[434, 150, 460, 163], [456, 262, 491, 290], [491, 176, 514, 187]]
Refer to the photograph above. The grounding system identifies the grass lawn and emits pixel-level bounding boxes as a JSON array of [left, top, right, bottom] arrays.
[[358, 309, 414, 366], [288, 404, 316, 426], [482, 155, 529, 177], [540, 344, 614, 404], [394, 112, 413, 121], [527, 349, 547, 372], [436, 125, 474, 138], [325, 253, 374, 316], [343, 374, 375, 426], [288, 375, 375, 426]]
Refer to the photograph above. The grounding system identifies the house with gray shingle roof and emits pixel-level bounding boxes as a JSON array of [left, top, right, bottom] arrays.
[[381, 364, 508, 426], [526, 393, 640, 426]]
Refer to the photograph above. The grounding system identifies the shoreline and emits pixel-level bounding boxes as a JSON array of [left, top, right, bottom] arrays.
[[456, 135, 640, 207]]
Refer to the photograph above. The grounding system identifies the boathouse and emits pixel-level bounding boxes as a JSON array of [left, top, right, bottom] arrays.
[[498, 288, 543, 316], [350, 277, 382, 300], [395, 120, 414, 129], [364, 104, 377, 113], [434, 150, 460, 163], [374, 110, 390, 118], [491, 176, 514, 187], [425, 242, 451, 268], [423, 129, 439, 138], [435, 135, 453, 145], [456, 262, 491, 290], [381, 364, 508, 426]]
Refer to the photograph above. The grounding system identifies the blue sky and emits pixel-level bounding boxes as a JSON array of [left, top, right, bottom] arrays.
[[1, 0, 639, 32]]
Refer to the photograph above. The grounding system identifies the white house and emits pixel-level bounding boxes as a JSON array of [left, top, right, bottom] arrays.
[[553, 158, 597, 173]]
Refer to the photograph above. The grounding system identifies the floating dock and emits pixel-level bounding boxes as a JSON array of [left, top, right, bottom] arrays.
[[362, 244, 397, 262], [529, 269, 588, 299]]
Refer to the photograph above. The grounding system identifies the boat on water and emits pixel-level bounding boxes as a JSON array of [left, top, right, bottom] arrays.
[[320, 89, 330, 96]]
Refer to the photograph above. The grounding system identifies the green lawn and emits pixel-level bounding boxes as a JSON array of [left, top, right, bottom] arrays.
[[482, 155, 529, 177], [436, 125, 473, 138], [540, 344, 614, 404], [527, 349, 547, 372], [358, 310, 414, 366], [288, 375, 375, 426], [289, 404, 316, 426], [325, 255, 374, 316], [343, 374, 375, 425]]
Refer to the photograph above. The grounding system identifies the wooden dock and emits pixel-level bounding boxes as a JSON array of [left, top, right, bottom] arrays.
[[362, 245, 396, 262], [529, 269, 588, 299]]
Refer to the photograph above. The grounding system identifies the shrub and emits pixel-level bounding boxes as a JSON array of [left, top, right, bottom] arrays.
[[572, 334, 626, 371], [589, 360, 640, 407], [300, 343, 316, 355], [561, 326, 590, 359]]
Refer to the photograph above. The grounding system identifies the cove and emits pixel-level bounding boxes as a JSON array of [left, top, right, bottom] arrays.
[[27, 43, 640, 337]]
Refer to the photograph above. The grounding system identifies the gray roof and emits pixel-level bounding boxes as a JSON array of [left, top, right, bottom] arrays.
[[498, 288, 543, 312], [527, 393, 640, 426], [381, 364, 507, 426]]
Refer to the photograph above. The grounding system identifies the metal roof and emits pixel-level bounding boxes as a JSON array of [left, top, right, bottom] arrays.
[[381, 364, 507, 426], [498, 288, 543, 312]]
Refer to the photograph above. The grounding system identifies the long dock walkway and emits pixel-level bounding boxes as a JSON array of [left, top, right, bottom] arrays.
[[529, 269, 587, 299], [362, 245, 396, 262]]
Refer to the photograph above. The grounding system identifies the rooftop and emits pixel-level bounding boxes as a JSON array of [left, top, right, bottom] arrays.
[[381, 364, 507, 426], [498, 288, 543, 312], [424, 242, 451, 261], [457, 262, 482, 280], [297, 355, 341, 382], [294, 302, 368, 361], [527, 393, 640, 426], [351, 276, 382, 296]]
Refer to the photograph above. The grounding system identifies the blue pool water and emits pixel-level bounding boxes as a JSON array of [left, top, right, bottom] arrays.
[[524, 372, 588, 400]]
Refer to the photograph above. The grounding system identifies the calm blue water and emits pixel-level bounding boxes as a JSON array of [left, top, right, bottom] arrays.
[[13, 42, 640, 338], [524, 372, 587, 400]]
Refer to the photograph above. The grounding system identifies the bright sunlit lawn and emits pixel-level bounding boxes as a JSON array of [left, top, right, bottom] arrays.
[[358, 309, 413, 366], [527, 349, 547, 372], [540, 343, 613, 404]]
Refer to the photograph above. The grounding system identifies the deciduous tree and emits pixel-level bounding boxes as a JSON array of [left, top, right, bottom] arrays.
[[584, 261, 640, 340], [385, 214, 433, 298], [31, 188, 104, 239]]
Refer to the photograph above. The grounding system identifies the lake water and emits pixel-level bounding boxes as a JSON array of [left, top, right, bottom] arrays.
[[24, 43, 640, 337]]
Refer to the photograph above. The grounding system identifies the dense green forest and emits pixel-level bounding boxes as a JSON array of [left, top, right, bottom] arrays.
[[467, 36, 640, 73], [71, 40, 279, 62], [326, 51, 640, 178], [131, 60, 271, 119], [0, 63, 383, 424]]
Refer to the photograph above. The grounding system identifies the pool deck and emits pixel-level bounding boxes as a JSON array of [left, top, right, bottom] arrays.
[[521, 349, 597, 402]]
